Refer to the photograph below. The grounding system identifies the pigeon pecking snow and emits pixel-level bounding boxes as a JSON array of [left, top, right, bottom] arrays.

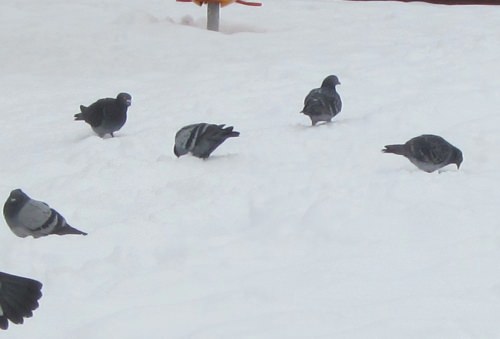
[[0, 271, 42, 330], [3, 189, 87, 238], [301, 75, 342, 126], [174, 123, 240, 159], [382, 134, 463, 173], [74, 92, 131, 137]]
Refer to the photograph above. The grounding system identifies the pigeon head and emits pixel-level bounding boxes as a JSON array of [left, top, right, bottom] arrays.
[[173, 145, 187, 158], [6, 189, 29, 205], [453, 148, 463, 169], [321, 75, 341, 89], [117, 93, 132, 107], [4, 189, 30, 218]]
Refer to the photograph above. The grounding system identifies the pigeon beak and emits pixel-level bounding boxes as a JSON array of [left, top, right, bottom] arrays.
[[126, 100, 132, 106]]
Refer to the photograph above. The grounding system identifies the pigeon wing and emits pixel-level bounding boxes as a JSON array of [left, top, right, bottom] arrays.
[[16, 200, 52, 231], [409, 135, 449, 165], [303, 89, 321, 107], [428, 140, 451, 164], [194, 125, 234, 158], [332, 91, 342, 113], [84, 98, 112, 127]]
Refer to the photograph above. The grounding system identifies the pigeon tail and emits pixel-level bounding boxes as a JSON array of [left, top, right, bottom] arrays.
[[74, 105, 89, 120], [54, 224, 88, 236], [382, 144, 408, 156], [227, 130, 240, 138], [223, 126, 240, 138]]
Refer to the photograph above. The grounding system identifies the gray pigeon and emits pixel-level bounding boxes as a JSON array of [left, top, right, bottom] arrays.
[[382, 134, 463, 173], [0, 271, 42, 330], [3, 189, 87, 238], [74, 92, 132, 137], [301, 75, 342, 126], [174, 123, 240, 159]]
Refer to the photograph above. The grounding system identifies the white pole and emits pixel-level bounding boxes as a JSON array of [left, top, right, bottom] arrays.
[[207, 2, 220, 31]]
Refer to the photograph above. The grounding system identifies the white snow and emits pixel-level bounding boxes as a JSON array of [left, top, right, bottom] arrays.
[[1, 0, 500, 337]]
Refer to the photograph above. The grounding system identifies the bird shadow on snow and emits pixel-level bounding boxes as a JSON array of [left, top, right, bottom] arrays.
[[204, 153, 239, 160], [184, 153, 239, 161], [292, 116, 371, 130], [292, 120, 339, 130], [71, 133, 97, 143], [157, 153, 239, 163], [114, 10, 266, 34], [175, 15, 267, 34], [375, 166, 459, 175], [71, 133, 120, 143]]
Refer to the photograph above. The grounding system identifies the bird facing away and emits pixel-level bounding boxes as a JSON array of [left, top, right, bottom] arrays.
[[174, 123, 240, 159], [3, 189, 87, 238], [301, 75, 342, 126], [74, 92, 132, 137], [382, 134, 463, 173], [0, 271, 42, 330]]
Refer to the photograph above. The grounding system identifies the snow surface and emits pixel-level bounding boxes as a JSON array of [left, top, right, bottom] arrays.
[[1, 0, 500, 337]]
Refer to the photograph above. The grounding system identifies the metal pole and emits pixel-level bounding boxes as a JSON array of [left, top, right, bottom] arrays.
[[207, 2, 220, 31]]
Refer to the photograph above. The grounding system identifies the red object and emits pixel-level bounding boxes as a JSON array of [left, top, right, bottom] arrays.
[[346, 0, 500, 4], [176, 0, 262, 6], [236, 0, 262, 5]]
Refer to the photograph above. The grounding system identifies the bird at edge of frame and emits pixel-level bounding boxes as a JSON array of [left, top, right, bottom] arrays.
[[0, 271, 42, 330]]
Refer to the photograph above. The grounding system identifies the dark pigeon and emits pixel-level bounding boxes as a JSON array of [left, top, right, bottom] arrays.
[[0, 271, 42, 330], [382, 134, 463, 173], [301, 75, 342, 126], [174, 123, 240, 159], [74, 92, 131, 137], [3, 189, 87, 238]]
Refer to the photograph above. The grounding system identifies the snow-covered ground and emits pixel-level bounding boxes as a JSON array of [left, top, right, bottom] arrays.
[[1, 0, 500, 337]]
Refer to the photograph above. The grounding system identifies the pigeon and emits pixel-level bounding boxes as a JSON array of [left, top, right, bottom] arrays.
[[382, 134, 463, 173], [0, 271, 42, 330], [74, 92, 132, 137], [301, 75, 342, 126], [174, 123, 240, 159], [3, 189, 87, 238]]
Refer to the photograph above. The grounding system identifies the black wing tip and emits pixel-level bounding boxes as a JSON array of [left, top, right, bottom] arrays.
[[54, 225, 88, 236], [220, 125, 240, 137], [0, 273, 43, 330]]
